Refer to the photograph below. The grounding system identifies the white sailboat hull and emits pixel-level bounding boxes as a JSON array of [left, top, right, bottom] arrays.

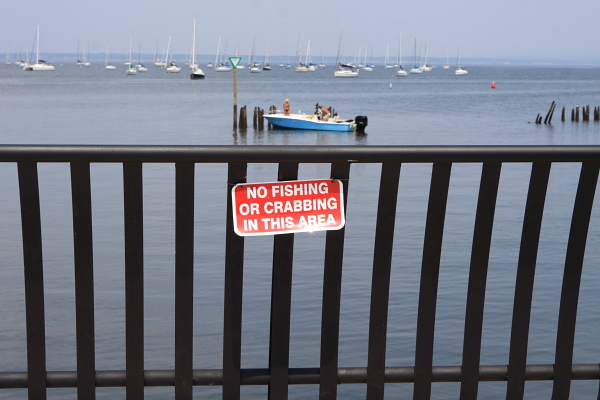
[[455, 68, 468, 76], [32, 63, 55, 71], [334, 69, 359, 78]]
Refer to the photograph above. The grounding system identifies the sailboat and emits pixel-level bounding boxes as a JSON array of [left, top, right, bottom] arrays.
[[396, 33, 407, 77], [249, 36, 261, 72], [154, 41, 166, 67], [165, 36, 181, 73], [306, 40, 317, 71], [214, 37, 233, 72], [136, 43, 148, 72], [5, 51, 10, 65], [190, 16, 205, 80], [30, 26, 55, 71], [319, 49, 325, 68], [362, 43, 373, 71], [422, 45, 434, 72], [234, 46, 245, 69], [334, 27, 358, 78], [409, 39, 423, 74], [384, 45, 394, 68], [104, 44, 116, 70], [443, 46, 450, 70], [81, 44, 91, 67], [263, 45, 271, 70], [127, 33, 137, 75], [294, 35, 309, 72], [455, 46, 468, 76]]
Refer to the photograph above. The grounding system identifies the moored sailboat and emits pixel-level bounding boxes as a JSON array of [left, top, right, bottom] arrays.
[[396, 33, 407, 77], [455, 45, 468, 75], [30, 26, 55, 71], [104, 44, 116, 70], [190, 16, 205, 80], [127, 33, 137, 75]]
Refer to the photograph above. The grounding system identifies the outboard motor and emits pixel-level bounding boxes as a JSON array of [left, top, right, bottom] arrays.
[[354, 116, 368, 132]]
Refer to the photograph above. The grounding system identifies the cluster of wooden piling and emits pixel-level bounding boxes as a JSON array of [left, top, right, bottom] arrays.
[[536, 102, 600, 124], [252, 107, 264, 130]]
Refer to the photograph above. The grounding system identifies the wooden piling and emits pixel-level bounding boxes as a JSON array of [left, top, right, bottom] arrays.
[[548, 102, 556, 124], [576, 105, 580, 122], [535, 113, 541, 124], [239, 106, 247, 129], [561, 106, 565, 122], [258, 108, 264, 130], [571, 109, 575, 122], [544, 101, 555, 124], [253, 107, 258, 129]]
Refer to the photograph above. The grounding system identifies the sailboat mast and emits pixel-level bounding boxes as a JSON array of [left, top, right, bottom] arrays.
[[191, 16, 196, 66], [215, 36, 221, 66], [36, 25, 40, 64]]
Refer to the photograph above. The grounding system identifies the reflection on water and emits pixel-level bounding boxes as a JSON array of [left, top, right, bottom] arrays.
[[232, 126, 368, 145]]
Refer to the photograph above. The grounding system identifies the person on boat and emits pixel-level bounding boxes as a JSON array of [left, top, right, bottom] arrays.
[[283, 99, 291, 116], [315, 104, 330, 121]]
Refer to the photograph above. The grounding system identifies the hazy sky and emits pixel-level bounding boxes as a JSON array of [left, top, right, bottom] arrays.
[[3, 0, 600, 60]]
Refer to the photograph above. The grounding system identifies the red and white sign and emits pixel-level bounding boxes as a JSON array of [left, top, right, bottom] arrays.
[[232, 179, 345, 236]]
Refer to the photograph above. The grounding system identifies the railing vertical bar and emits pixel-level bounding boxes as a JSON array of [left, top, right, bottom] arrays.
[[175, 163, 195, 400], [413, 162, 453, 400], [551, 162, 600, 400], [70, 162, 96, 400], [319, 162, 351, 400], [123, 162, 145, 399], [268, 162, 299, 400], [506, 162, 551, 400], [223, 162, 247, 400], [17, 162, 47, 400], [366, 162, 402, 400], [460, 162, 502, 400]]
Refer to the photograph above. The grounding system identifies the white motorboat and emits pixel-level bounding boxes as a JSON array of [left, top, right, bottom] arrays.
[[264, 110, 367, 132]]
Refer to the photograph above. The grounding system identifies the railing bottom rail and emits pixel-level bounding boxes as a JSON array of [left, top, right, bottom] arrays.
[[0, 364, 598, 388]]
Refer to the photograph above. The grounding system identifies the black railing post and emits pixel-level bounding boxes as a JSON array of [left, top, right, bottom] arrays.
[[460, 162, 502, 400], [124, 162, 145, 399], [506, 162, 551, 400], [366, 162, 402, 400], [223, 162, 247, 400], [551, 162, 600, 400], [17, 161, 47, 400], [70, 162, 96, 400], [413, 162, 453, 400], [319, 162, 351, 400], [268, 162, 299, 400], [175, 163, 196, 400]]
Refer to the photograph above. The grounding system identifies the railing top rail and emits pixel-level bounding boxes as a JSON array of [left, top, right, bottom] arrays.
[[0, 145, 599, 163]]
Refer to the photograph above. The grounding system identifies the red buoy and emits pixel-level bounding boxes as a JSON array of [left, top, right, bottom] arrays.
[[491, 81, 496, 89]]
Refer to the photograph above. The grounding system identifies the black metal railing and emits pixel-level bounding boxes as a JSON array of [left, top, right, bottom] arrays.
[[0, 145, 599, 400]]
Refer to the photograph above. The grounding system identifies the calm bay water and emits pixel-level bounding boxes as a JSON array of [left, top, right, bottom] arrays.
[[1, 63, 600, 399]]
